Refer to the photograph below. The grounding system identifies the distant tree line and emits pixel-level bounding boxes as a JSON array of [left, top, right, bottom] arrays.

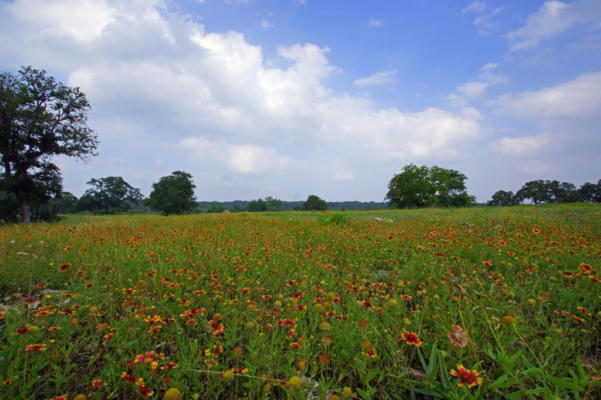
[[488, 179, 601, 206]]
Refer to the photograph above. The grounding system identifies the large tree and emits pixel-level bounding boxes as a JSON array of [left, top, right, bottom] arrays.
[[0, 66, 98, 223], [579, 180, 601, 203], [304, 194, 328, 211], [386, 164, 473, 208], [78, 176, 143, 213], [148, 171, 196, 215], [487, 190, 517, 206]]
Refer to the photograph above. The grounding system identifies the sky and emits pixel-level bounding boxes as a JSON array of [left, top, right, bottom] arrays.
[[1, 0, 600, 202]]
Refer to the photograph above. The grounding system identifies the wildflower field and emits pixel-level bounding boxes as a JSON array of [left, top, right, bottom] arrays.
[[1, 204, 601, 399]]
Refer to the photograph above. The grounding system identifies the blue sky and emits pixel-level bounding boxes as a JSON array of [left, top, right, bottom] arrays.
[[1, 0, 600, 202]]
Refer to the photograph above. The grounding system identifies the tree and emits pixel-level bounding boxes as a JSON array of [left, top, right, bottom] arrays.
[[386, 164, 434, 208], [148, 171, 196, 215], [487, 190, 517, 206], [515, 180, 551, 204], [303, 194, 328, 211], [386, 164, 472, 208], [264, 196, 283, 211], [247, 198, 266, 212], [51, 191, 78, 213], [579, 180, 601, 203], [548, 180, 580, 203], [0, 66, 98, 223], [78, 176, 143, 213]]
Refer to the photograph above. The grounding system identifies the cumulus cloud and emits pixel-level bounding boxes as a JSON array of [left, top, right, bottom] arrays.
[[506, 0, 601, 51], [447, 62, 508, 106], [493, 71, 601, 120], [492, 135, 549, 156], [353, 70, 397, 87], [0, 0, 484, 200]]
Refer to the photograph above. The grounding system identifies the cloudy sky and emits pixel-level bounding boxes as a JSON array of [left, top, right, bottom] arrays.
[[1, 0, 600, 202]]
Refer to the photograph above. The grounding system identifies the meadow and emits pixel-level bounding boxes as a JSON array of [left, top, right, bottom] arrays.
[[1, 204, 600, 399]]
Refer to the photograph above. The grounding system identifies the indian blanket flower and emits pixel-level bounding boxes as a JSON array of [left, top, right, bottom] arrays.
[[25, 344, 47, 352], [91, 379, 106, 390], [450, 364, 482, 388], [402, 331, 423, 346], [447, 325, 468, 347]]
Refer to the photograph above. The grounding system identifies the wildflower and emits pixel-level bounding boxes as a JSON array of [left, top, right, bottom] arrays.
[[163, 387, 183, 400], [501, 315, 516, 326], [482, 260, 493, 267], [450, 364, 482, 387], [91, 379, 106, 390], [402, 331, 422, 346], [58, 263, 71, 271], [447, 325, 468, 347], [221, 369, 235, 383], [14, 325, 32, 335], [577, 306, 592, 317], [121, 372, 136, 382], [342, 387, 353, 398], [0, 311, 3, 319], [139, 385, 154, 397], [25, 344, 47, 352], [319, 353, 331, 364], [288, 376, 303, 389], [73, 394, 87, 400]]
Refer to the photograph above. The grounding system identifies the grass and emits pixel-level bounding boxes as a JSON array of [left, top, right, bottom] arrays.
[[0, 204, 600, 399]]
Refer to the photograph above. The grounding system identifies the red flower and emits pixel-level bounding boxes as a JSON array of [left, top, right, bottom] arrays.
[[450, 364, 482, 388], [447, 325, 468, 347], [121, 372, 136, 382], [402, 331, 422, 346], [58, 263, 71, 271], [25, 344, 47, 352], [91, 379, 105, 390]]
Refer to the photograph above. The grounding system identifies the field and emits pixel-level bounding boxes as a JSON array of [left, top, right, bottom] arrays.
[[1, 205, 601, 399]]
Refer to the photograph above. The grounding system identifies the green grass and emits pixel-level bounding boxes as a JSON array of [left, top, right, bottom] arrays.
[[1, 204, 600, 399]]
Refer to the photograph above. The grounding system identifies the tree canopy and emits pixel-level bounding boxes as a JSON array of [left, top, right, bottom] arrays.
[[303, 194, 328, 211], [0, 66, 98, 222], [78, 176, 143, 213], [148, 171, 196, 215], [386, 164, 473, 208]]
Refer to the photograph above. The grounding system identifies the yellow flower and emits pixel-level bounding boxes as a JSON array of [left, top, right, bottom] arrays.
[[163, 387, 182, 400], [288, 376, 303, 389], [221, 369, 235, 383], [73, 394, 87, 400], [502, 315, 516, 326]]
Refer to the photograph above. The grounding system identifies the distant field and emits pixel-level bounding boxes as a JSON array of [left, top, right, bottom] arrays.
[[1, 204, 600, 399]]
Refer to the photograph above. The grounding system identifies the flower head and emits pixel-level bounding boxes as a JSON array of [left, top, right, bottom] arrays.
[[447, 325, 468, 347], [25, 344, 47, 352], [402, 331, 422, 346], [450, 364, 482, 388]]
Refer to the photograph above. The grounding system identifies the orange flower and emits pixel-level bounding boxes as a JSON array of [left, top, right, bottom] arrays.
[[482, 260, 493, 267], [25, 344, 47, 352], [58, 263, 71, 271], [0, 311, 3, 319], [402, 331, 422, 346], [450, 364, 482, 387], [91, 379, 105, 390]]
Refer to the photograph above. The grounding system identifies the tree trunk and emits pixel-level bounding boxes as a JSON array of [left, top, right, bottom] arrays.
[[19, 196, 32, 224]]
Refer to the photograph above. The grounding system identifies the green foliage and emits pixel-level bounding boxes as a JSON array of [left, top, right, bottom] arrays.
[[579, 180, 601, 203], [303, 194, 328, 210], [0, 66, 98, 223], [386, 164, 473, 208], [148, 171, 196, 215], [515, 180, 582, 204], [488, 190, 518, 206], [78, 177, 143, 214], [247, 198, 266, 212], [317, 213, 349, 225]]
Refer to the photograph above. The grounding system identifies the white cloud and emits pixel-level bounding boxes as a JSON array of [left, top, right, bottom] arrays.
[[353, 70, 397, 87], [462, 1, 503, 35], [367, 18, 384, 27], [0, 0, 484, 200], [492, 135, 549, 156], [447, 62, 508, 106], [506, 0, 601, 51], [493, 71, 601, 120]]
